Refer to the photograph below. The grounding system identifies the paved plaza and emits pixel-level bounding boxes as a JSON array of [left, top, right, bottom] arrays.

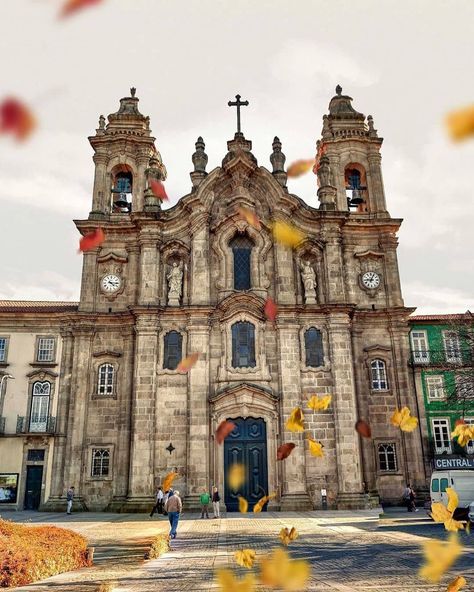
[[4, 510, 474, 591]]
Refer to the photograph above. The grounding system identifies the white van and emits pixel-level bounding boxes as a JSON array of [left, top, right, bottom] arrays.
[[430, 470, 474, 521]]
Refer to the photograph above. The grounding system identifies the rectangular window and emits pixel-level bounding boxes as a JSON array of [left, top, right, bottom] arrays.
[[378, 442, 397, 472], [36, 337, 55, 362], [0, 337, 8, 362], [411, 330, 429, 364], [432, 478, 439, 493], [27, 449, 45, 462], [465, 418, 474, 455], [233, 248, 251, 290], [432, 418, 452, 454], [440, 478, 449, 492], [91, 448, 110, 477], [426, 375, 446, 400], [443, 331, 462, 364]]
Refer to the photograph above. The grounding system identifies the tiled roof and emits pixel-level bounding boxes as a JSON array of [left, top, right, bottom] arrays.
[[409, 313, 472, 322], [0, 300, 79, 313]]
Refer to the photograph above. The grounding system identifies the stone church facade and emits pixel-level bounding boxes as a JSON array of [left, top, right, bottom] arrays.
[[1, 87, 427, 512]]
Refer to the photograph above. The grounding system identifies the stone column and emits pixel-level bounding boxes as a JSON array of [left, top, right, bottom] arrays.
[[328, 314, 365, 508], [277, 319, 312, 510], [380, 233, 404, 307], [274, 243, 296, 305], [367, 151, 387, 212], [78, 249, 98, 313], [134, 156, 149, 212], [126, 242, 140, 306], [323, 224, 346, 303], [90, 153, 108, 217], [190, 215, 210, 305], [138, 233, 160, 305]]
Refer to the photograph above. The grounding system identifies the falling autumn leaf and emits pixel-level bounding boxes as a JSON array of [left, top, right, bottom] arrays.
[[216, 569, 256, 592], [286, 408, 304, 432], [259, 548, 310, 591], [279, 527, 299, 546], [264, 298, 278, 322], [307, 394, 331, 411], [445, 104, 474, 141], [149, 178, 169, 201], [313, 142, 327, 173], [447, 576, 467, 592], [237, 207, 261, 230], [390, 407, 418, 432], [253, 492, 276, 513], [355, 419, 372, 439], [272, 220, 305, 249], [238, 496, 248, 513], [447, 487, 459, 514], [277, 443, 296, 461], [177, 352, 200, 373], [452, 423, 474, 447], [60, 0, 103, 18], [0, 97, 36, 141], [216, 420, 236, 445], [227, 464, 246, 490], [431, 488, 464, 532], [419, 533, 462, 582], [78, 228, 105, 253], [286, 159, 314, 178], [163, 471, 178, 492], [235, 549, 256, 569], [307, 437, 324, 458]]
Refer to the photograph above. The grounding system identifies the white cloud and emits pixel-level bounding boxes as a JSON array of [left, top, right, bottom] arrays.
[[404, 281, 473, 315], [0, 271, 79, 302]]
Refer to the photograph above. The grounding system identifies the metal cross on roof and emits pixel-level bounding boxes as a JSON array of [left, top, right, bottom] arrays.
[[228, 94, 249, 134]]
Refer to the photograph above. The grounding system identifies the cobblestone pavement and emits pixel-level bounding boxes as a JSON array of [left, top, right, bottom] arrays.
[[5, 510, 474, 591]]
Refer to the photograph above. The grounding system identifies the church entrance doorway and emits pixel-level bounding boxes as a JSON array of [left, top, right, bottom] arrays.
[[224, 417, 268, 511]]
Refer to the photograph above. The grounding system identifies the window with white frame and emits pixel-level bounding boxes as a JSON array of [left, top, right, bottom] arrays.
[[465, 418, 474, 455], [411, 330, 429, 363], [36, 337, 55, 362], [432, 418, 452, 454], [30, 381, 51, 432], [378, 443, 397, 471], [0, 337, 8, 362], [425, 375, 446, 400], [91, 448, 110, 477], [443, 331, 462, 364], [97, 363, 114, 396], [371, 359, 388, 390]]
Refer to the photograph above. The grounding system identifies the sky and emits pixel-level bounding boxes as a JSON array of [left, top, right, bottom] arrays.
[[0, 0, 473, 314]]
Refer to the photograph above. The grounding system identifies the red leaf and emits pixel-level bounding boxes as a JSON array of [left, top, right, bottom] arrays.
[[0, 98, 36, 142], [277, 443, 296, 460], [455, 418, 467, 427], [60, 0, 103, 18], [78, 228, 105, 253], [355, 419, 372, 439], [177, 352, 199, 373], [264, 298, 278, 322], [149, 179, 169, 201], [216, 420, 236, 445]]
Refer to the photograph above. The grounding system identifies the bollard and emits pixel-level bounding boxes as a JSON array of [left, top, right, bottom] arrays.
[[321, 488, 327, 510]]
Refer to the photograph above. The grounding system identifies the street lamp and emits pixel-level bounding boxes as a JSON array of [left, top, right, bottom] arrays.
[[0, 374, 14, 390]]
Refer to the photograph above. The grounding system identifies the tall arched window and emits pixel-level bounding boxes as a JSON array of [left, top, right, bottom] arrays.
[[305, 328, 324, 367], [230, 235, 253, 291], [112, 171, 133, 212], [232, 322, 256, 368], [97, 363, 114, 396], [30, 381, 51, 432], [164, 331, 183, 370], [371, 359, 388, 390]]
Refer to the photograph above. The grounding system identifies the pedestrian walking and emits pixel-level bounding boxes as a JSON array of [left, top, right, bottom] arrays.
[[200, 488, 210, 518], [409, 485, 419, 512], [66, 486, 75, 515], [212, 486, 221, 518], [162, 489, 170, 515], [165, 489, 182, 539], [150, 486, 164, 518]]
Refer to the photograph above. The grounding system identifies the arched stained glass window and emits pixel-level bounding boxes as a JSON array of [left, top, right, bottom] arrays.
[[230, 235, 253, 291], [231, 322, 256, 368]]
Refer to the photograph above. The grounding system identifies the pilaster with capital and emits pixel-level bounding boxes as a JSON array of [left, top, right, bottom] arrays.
[[138, 234, 160, 304], [90, 153, 109, 215], [322, 225, 346, 303], [380, 233, 404, 307], [126, 242, 140, 305], [367, 151, 387, 212], [273, 242, 297, 305], [190, 216, 210, 305], [79, 249, 99, 313], [134, 155, 150, 212]]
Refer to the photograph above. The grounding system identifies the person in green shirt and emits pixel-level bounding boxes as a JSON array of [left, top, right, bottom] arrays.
[[200, 489, 211, 518]]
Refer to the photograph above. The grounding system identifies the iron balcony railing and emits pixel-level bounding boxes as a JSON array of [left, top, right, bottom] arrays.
[[16, 415, 56, 435], [410, 349, 473, 367]]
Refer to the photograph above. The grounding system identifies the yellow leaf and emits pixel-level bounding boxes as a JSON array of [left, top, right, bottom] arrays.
[[445, 517, 465, 533], [307, 437, 324, 457], [431, 502, 453, 524], [390, 407, 418, 432], [272, 220, 305, 249], [260, 548, 310, 591], [253, 492, 276, 513], [238, 496, 248, 513], [466, 521, 471, 536], [447, 575, 467, 592], [451, 424, 474, 447], [445, 104, 474, 141], [237, 207, 261, 230], [279, 526, 299, 546], [286, 407, 304, 432], [216, 569, 256, 592], [162, 471, 178, 492], [227, 464, 246, 490], [235, 549, 256, 569], [419, 533, 462, 583], [286, 159, 315, 178], [447, 487, 459, 514], [307, 394, 331, 411]]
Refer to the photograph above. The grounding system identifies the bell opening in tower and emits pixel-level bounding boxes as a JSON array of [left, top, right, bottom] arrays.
[[111, 170, 133, 213], [345, 165, 368, 213]]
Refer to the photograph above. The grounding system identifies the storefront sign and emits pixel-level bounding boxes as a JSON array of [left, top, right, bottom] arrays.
[[0, 473, 19, 503], [433, 456, 474, 470]]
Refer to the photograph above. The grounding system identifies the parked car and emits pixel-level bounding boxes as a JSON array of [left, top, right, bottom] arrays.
[[430, 470, 474, 521]]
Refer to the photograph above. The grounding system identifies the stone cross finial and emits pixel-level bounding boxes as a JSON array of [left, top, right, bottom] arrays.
[[98, 115, 105, 130], [336, 85, 342, 96], [228, 94, 249, 134], [192, 136, 208, 173], [270, 136, 286, 173], [130, 87, 136, 97]]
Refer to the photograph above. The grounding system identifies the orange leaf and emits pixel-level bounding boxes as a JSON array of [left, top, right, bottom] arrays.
[[264, 298, 278, 322], [60, 0, 103, 18], [149, 178, 169, 201], [277, 443, 296, 461], [307, 437, 324, 458], [234, 549, 256, 569], [216, 569, 256, 592], [162, 471, 178, 492], [390, 407, 418, 432], [253, 492, 276, 513], [177, 352, 199, 373], [216, 420, 236, 445], [279, 526, 299, 546], [445, 105, 474, 141], [355, 419, 372, 439], [307, 394, 331, 411], [272, 220, 305, 248], [447, 576, 467, 592], [227, 464, 246, 490], [260, 548, 310, 591], [78, 228, 105, 253], [237, 207, 261, 230], [419, 533, 462, 582], [287, 159, 314, 178], [0, 98, 36, 141], [238, 496, 248, 513], [285, 407, 304, 432]]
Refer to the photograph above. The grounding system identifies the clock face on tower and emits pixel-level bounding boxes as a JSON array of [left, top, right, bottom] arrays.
[[361, 271, 381, 289], [100, 274, 122, 293]]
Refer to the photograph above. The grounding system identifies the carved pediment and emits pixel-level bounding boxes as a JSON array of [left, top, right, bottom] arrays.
[[218, 292, 266, 322], [92, 350, 122, 358], [26, 369, 58, 379], [210, 382, 278, 418], [97, 252, 128, 264]]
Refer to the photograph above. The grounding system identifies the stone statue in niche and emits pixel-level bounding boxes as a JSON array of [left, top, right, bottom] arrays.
[[300, 260, 317, 304], [167, 261, 184, 306]]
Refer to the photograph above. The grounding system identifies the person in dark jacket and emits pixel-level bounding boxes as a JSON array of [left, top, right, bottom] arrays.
[[212, 486, 221, 518]]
